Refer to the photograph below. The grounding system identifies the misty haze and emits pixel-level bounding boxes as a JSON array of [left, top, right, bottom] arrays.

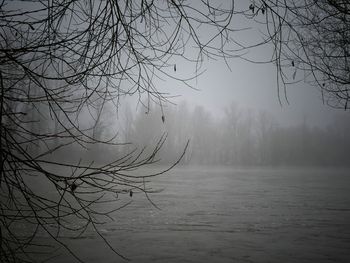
[[1, 1, 350, 263]]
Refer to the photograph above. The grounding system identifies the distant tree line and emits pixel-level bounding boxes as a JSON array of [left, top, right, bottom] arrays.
[[114, 101, 350, 167]]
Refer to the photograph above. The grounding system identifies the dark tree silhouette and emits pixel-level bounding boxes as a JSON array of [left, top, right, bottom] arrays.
[[0, 1, 235, 262], [246, 0, 350, 108]]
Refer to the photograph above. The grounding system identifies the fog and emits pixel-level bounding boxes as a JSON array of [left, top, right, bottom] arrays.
[[173, 59, 348, 128], [92, 99, 349, 168], [2, 1, 350, 263]]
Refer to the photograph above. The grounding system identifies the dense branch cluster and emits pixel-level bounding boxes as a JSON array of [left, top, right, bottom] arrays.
[[0, 1, 235, 261], [252, 0, 350, 108]]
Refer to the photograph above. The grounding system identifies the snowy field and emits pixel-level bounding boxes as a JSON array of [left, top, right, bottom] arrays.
[[45, 166, 350, 262]]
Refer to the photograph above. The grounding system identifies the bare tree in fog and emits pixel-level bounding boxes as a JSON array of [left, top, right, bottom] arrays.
[[0, 1, 240, 262], [246, 1, 350, 108]]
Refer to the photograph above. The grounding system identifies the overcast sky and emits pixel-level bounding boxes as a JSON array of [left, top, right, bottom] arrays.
[[155, 1, 350, 128], [9, 0, 349, 128], [166, 55, 349, 128]]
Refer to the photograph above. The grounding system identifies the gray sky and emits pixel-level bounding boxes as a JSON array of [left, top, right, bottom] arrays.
[[156, 1, 350, 128], [167, 56, 349, 128], [10, 0, 349, 128]]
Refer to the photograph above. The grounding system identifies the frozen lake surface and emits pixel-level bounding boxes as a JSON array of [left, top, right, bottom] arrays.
[[49, 166, 350, 262]]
